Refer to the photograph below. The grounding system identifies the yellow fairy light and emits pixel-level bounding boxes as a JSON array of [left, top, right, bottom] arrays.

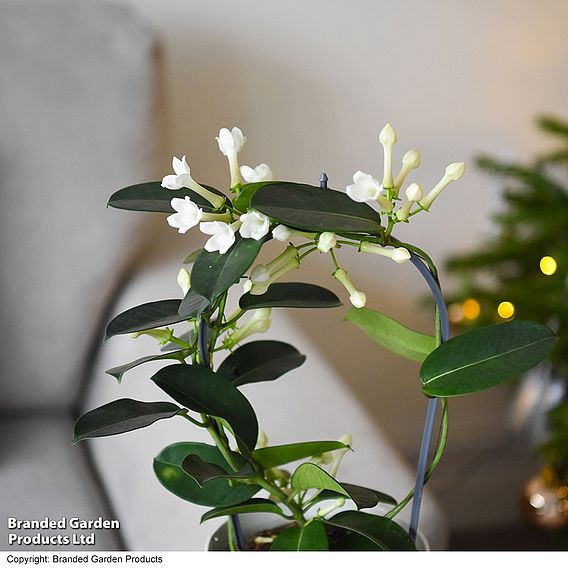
[[462, 298, 481, 320], [498, 301, 515, 319], [540, 256, 558, 276]]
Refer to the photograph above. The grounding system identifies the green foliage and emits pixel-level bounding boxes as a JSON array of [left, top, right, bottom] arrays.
[[217, 340, 306, 387], [251, 183, 383, 233], [345, 307, 436, 362], [252, 441, 348, 469], [201, 499, 287, 523], [421, 321, 557, 397], [271, 520, 329, 551], [178, 289, 210, 318], [240, 282, 342, 310], [153, 442, 259, 507], [73, 399, 180, 442], [151, 365, 259, 454]]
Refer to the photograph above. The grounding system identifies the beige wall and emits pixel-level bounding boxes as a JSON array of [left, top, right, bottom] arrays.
[[125, 0, 568, 455]]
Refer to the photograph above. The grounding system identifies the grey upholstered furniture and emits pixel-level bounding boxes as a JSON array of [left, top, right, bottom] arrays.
[[0, 0, 157, 550]]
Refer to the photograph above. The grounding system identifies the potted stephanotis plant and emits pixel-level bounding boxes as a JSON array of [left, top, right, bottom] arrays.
[[73, 124, 558, 551]]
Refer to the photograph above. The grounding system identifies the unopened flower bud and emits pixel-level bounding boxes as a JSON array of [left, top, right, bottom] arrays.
[[177, 268, 191, 296], [419, 162, 465, 210], [394, 149, 421, 192], [396, 183, 424, 221], [379, 123, 397, 189], [317, 232, 337, 253], [360, 242, 411, 264], [333, 268, 366, 308]]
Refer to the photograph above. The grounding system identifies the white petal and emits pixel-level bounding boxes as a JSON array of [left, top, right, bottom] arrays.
[[239, 210, 270, 240], [231, 127, 246, 151], [167, 213, 191, 234], [240, 165, 257, 183], [272, 224, 292, 242], [161, 174, 182, 190], [254, 163, 273, 181], [172, 155, 186, 176], [346, 183, 379, 203], [199, 221, 225, 236], [216, 128, 233, 155]]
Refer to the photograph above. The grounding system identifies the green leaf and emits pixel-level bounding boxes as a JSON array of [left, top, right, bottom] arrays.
[[252, 441, 348, 470], [178, 289, 210, 318], [344, 307, 436, 362], [73, 399, 180, 443], [271, 520, 329, 551], [317, 483, 397, 509], [108, 181, 226, 213], [105, 349, 194, 383], [105, 300, 186, 340], [233, 181, 281, 213], [201, 499, 287, 523], [181, 453, 254, 485], [191, 236, 264, 302], [240, 283, 342, 310], [324, 511, 416, 551], [251, 183, 382, 233], [217, 341, 306, 387], [290, 464, 393, 510], [151, 364, 259, 454], [420, 320, 557, 397], [153, 442, 259, 507], [183, 248, 203, 264]]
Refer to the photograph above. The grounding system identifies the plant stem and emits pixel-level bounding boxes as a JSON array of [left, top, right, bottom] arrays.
[[205, 421, 242, 473], [255, 478, 305, 525], [178, 409, 207, 428]]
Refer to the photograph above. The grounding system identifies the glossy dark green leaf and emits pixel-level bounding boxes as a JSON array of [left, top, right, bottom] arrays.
[[251, 183, 382, 233], [153, 442, 259, 507], [271, 520, 329, 551], [151, 364, 258, 454], [73, 399, 180, 443], [324, 511, 415, 551], [105, 300, 185, 340], [201, 499, 287, 524], [421, 320, 557, 397], [191, 236, 264, 302], [290, 464, 393, 510], [217, 341, 306, 387], [105, 349, 193, 383], [345, 307, 436, 362], [178, 289, 210, 318], [233, 181, 281, 213], [108, 181, 225, 213], [181, 453, 254, 486], [317, 483, 397, 509], [240, 283, 342, 310], [252, 441, 349, 470]]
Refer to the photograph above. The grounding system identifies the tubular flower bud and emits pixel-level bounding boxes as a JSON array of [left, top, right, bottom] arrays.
[[224, 308, 272, 347], [394, 149, 421, 193], [317, 232, 337, 253], [329, 434, 353, 477], [272, 224, 316, 242], [250, 254, 300, 295], [162, 155, 225, 209], [379, 123, 397, 189], [396, 183, 424, 221], [177, 268, 191, 296], [360, 242, 411, 264], [333, 268, 367, 308], [216, 127, 246, 188], [419, 162, 465, 211]]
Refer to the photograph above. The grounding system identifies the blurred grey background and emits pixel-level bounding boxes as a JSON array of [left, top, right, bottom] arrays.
[[1, 0, 567, 551]]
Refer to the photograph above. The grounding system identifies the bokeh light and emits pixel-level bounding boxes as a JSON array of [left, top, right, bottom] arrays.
[[463, 298, 481, 320], [497, 301, 515, 319], [540, 256, 558, 276]]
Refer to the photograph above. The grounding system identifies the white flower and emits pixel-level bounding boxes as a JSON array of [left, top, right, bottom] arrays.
[[200, 221, 237, 254], [419, 162, 465, 210], [216, 127, 247, 187], [273, 224, 293, 242], [240, 163, 273, 183], [360, 242, 411, 264], [394, 149, 421, 191], [216, 127, 246, 156], [166, 197, 203, 234], [161, 155, 194, 190], [396, 183, 424, 221], [346, 171, 383, 203], [177, 268, 191, 296], [162, 155, 225, 209], [379, 123, 397, 189], [239, 210, 270, 240], [317, 232, 337, 253], [333, 268, 366, 308]]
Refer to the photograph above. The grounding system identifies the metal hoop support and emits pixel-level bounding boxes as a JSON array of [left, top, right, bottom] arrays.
[[407, 252, 450, 540]]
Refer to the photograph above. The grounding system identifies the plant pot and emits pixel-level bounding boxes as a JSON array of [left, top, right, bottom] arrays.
[[206, 512, 430, 551]]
